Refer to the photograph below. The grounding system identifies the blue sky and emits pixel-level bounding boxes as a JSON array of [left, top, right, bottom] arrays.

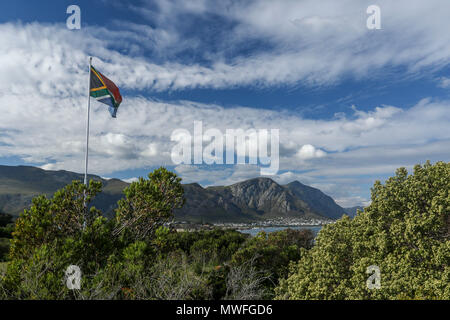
[[0, 0, 449, 207]]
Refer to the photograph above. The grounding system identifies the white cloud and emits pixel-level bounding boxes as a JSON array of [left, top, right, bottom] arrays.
[[123, 177, 139, 183], [174, 165, 256, 186], [1, 1, 450, 208], [1, 0, 449, 95], [130, 0, 450, 87], [334, 196, 371, 209], [437, 77, 450, 88], [1, 82, 449, 207], [296, 144, 326, 160]]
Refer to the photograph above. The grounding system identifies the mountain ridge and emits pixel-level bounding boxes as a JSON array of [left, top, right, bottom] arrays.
[[0, 165, 349, 222]]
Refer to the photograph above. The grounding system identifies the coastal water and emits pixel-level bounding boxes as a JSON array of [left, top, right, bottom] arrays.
[[238, 225, 322, 237]]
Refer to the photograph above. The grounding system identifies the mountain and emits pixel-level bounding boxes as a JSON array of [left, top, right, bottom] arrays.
[[284, 181, 347, 220], [0, 165, 127, 217], [343, 206, 364, 218], [179, 178, 342, 222], [0, 165, 347, 222], [177, 178, 312, 222]]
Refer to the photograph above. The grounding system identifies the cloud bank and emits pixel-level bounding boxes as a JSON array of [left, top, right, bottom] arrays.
[[1, 0, 450, 206]]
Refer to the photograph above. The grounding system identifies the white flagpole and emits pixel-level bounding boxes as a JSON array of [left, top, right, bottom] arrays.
[[84, 56, 92, 188], [83, 56, 92, 229]]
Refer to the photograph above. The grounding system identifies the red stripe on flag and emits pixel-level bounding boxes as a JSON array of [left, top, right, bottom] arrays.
[[97, 71, 122, 106]]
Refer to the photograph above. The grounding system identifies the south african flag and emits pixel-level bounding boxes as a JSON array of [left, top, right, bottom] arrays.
[[90, 66, 123, 118]]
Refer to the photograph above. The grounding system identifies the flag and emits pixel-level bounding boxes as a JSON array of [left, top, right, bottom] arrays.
[[89, 66, 122, 117]]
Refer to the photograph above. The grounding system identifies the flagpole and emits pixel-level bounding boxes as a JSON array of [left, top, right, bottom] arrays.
[[83, 56, 92, 228], [84, 56, 92, 188]]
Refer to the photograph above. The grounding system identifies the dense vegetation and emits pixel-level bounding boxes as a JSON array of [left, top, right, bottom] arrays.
[[276, 161, 449, 299], [0, 212, 13, 262], [0, 167, 313, 299], [0, 162, 448, 300]]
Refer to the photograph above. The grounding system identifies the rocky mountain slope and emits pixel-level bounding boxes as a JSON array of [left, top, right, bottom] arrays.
[[177, 177, 346, 222], [0, 165, 348, 222]]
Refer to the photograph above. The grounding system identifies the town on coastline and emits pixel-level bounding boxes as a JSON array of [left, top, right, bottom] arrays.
[[172, 217, 333, 232]]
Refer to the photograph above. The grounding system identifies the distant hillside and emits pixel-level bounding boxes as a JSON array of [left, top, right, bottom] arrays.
[[343, 206, 364, 218], [178, 178, 345, 222], [0, 165, 127, 217], [0, 165, 347, 222]]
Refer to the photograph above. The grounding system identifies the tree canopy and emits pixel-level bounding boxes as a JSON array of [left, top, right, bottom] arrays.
[[1, 163, 449, 300], [276, 161, 450, 300]]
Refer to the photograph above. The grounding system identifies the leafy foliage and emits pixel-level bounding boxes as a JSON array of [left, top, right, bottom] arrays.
[[276, 161, 450, 300], [0, 212, 13, 261], [0, 212, 13, 228], [9, 180, 102, 260], [114, 168, 184, 240], [1, 167, 186, 299], [0, 212, 13, 239], [231, 228, 314, 298], [1, 167, 283, 300], [4, 162, 447, 300], [0, 239, 10, 262]]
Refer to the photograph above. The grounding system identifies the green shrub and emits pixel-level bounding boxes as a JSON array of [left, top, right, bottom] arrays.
[[9, 180, 102, 261], [2, 167, 216, 300], [0, 212, 13, 228], [0, 239, 10, 262], [115, 168, 184, 240], [276, 161, 450, 300], [231, 228, 314, 298], [0, 212, 14, 241]]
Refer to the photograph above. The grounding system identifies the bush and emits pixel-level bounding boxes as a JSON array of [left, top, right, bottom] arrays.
[[276, 161, 450, 300], [0, 225, 13, 239], [0, 212, 13, 228], [0, 212, 14, 240], [2, 167, 186, 299], [231, 228, 314, 298], [2, 215, 120, 299], [150, 228, 249, 300], [114, 168, 184, 240], [3, 166, 336, 300], [0, 239, 10, 262], [9, 180, 102, 260]]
